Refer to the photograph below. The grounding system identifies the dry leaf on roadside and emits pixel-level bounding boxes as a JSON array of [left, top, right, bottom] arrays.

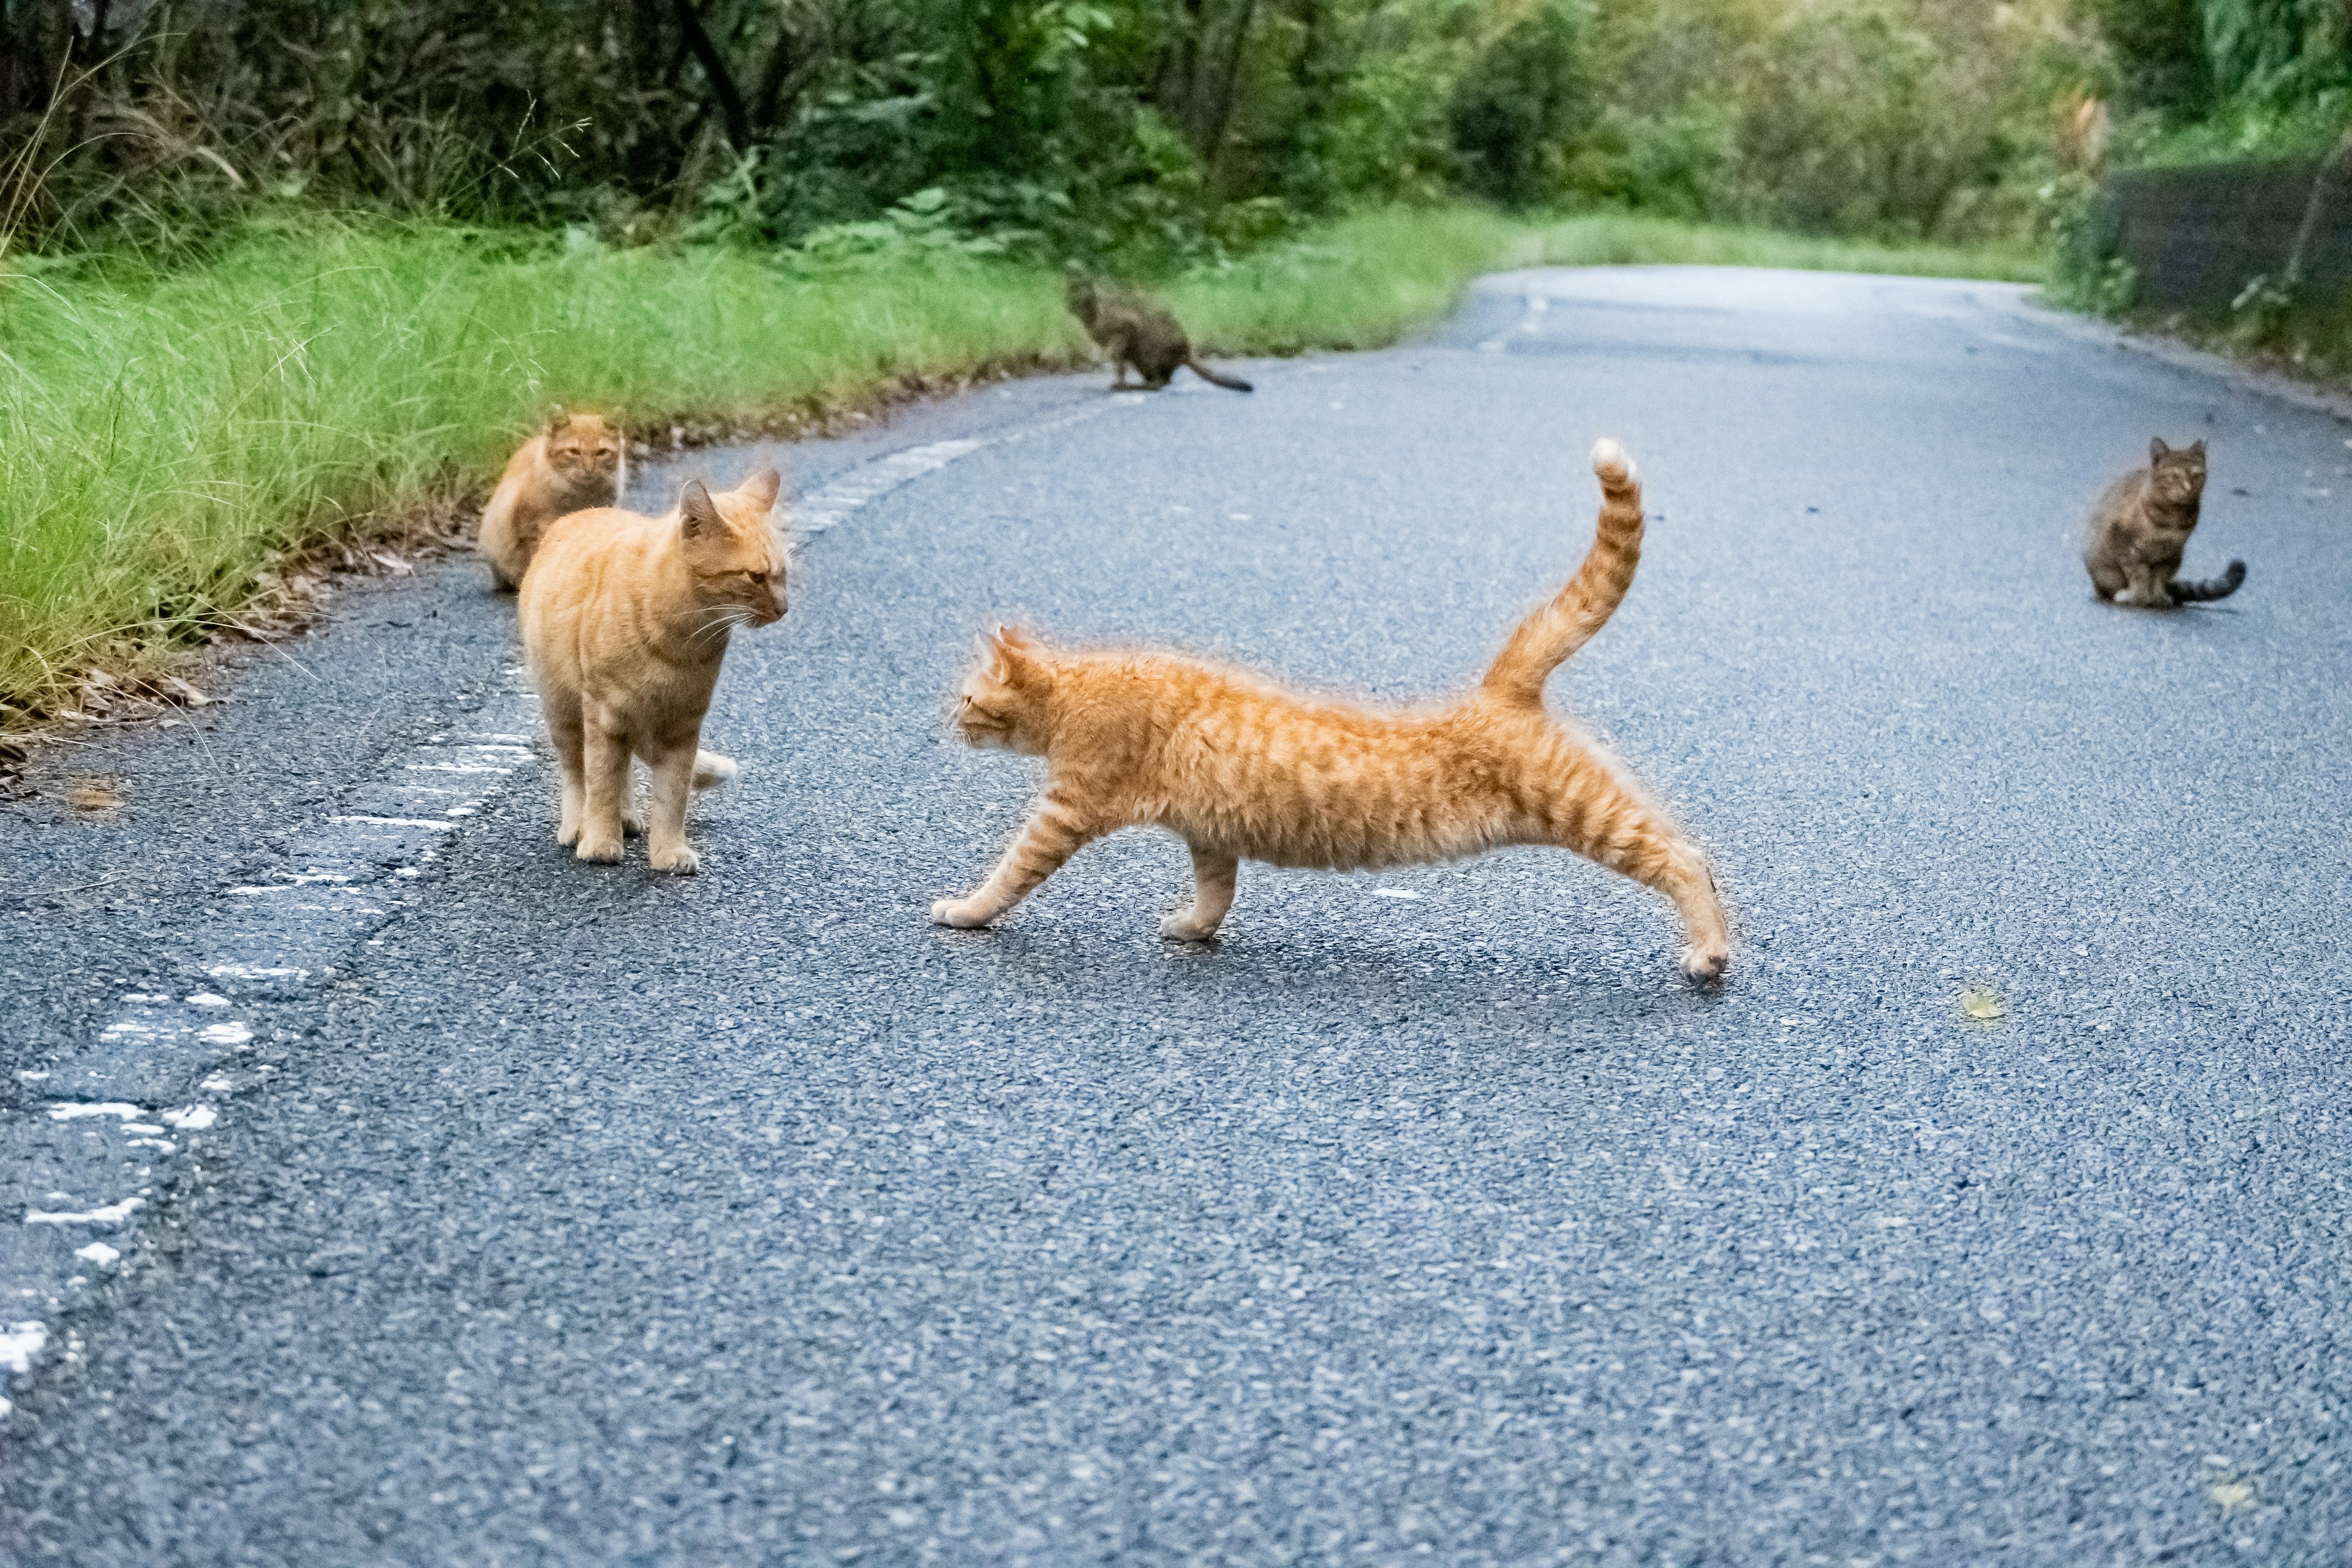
[[67, 778, 122, 812], [1958, 982, 2005, 1022]]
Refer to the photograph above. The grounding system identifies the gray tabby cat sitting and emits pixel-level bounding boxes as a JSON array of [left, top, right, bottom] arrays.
[[1066, 274, 1253, 393], [2084, 437, 2245, 608]]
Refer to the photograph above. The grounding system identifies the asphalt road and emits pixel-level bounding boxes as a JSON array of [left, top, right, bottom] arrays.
[[3, 267, 2349, 1566]]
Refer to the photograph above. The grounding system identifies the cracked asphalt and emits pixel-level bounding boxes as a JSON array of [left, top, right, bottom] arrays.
[[2, 266, 2348, 1566]]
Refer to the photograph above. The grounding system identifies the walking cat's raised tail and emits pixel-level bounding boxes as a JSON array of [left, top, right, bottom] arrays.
[[933, 437, 1730, 983], [1482, 439, 1643, 707]]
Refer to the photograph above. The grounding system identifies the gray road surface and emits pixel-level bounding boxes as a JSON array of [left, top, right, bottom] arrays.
[[2, 267, 2348, 1565]]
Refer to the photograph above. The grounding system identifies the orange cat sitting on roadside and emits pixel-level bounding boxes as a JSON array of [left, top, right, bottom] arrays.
[[518, 468, 789, 873], [935, 439, 1733, 983], [479, 410, 627, 591]]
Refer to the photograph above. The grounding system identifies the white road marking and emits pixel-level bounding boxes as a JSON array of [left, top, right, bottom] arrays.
[[0, 391, 1148, 1411], [24, 1198, 143, 1227], [1477, 292, 1549, 353]]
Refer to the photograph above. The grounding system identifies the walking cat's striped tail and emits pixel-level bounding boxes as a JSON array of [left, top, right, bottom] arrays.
[[2171, 559, 2247, 603], [1480, 439, 1645, 709]]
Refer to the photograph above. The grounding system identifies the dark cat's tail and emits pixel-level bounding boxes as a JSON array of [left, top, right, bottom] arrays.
[[1481, 439, 1644, 709], [2171, 559, 2247, 603], [1185, 358, 1253, 393]]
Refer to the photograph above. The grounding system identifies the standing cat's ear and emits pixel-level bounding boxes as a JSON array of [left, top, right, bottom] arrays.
[[739, 466, 782, 511], [2150, 437, 2171, 462], [546, 406, 572, 437], [680, 480, 724, 539], [2188, 438, 2207, 458]]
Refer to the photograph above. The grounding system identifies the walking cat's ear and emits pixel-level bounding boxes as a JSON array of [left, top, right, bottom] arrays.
[[739, 465, 782, 511], [982, 625, 1045, 684], [2149, 436, 2171, 462]]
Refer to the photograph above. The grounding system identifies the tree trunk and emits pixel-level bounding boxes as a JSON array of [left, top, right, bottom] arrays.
[[671, 0, 754, 152], [2283, 122, 2352, 287]]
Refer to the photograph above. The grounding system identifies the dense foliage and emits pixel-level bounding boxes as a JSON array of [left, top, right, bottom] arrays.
[[2088, 0, 2350, 159], [5, 0, 2107, 262]]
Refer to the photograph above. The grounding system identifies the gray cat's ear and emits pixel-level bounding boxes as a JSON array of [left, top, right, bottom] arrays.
[[680, 480, 723, 538], [2150, 437, 2170, 461], [2188, 438, 2207, 457]]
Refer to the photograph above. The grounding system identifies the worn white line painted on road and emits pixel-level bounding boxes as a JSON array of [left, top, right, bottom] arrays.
[[1477, 292, 1549, 353], [0, 391, 1155, 1413], [791, 397, 1137, 537]]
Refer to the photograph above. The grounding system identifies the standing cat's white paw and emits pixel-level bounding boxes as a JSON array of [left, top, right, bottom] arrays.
[[931, 897, 990, 929], [649, 842, 699, 874], [575, 834, 624, 864]]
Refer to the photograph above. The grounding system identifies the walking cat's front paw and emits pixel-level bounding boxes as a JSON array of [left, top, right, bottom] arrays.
[[1160, 908, 1222, 942], [1681, 942, 1730, 986], [931, 897, 992, 929], [649, 842, 699, 875]]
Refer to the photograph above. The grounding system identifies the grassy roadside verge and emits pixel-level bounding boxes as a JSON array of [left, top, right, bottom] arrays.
[[0, 206, 2043, 723]]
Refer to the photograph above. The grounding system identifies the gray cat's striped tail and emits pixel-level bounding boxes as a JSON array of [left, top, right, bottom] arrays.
[[1480, 439, 1643, 709], [2172, 560, 2247, 602], [1185, 357, 1253, 393]]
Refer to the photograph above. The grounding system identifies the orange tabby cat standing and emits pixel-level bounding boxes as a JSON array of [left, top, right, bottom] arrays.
[[935, 439, 1732, 982], [480, 410, 628, 591], [518, 469, 789, 873]]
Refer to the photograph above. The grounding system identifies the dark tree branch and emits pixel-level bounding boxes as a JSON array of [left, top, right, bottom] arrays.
[[2284, 123, 2352, 287], [1202, 0, 1259, 172], [670, 0, 754, 151]]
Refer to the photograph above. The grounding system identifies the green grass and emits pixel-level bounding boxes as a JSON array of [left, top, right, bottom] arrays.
[[1513, 213, 2046, 282], [0, 206, 2038, 717]]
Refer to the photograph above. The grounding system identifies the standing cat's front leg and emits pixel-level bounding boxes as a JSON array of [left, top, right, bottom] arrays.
[[575, 713, 631, 864], [1161, 845, 1237, 941], [2127, 563, 2173, 608], [544, 693, 587, 847], [641, 736, 702, 874], [933, 790, 1101, 928]]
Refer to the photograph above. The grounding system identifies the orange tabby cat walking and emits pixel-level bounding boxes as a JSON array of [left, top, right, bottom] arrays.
[[480, 410, 627, 591], [518, 469, 789, 873], [935, 439, 1732, 982]]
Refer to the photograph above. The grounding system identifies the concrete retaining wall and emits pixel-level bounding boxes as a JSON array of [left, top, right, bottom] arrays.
[[2103, 160, 2351, 309]]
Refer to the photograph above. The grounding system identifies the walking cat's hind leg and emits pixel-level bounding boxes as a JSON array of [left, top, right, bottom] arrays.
[[933, 790, 1101, 929], [1163, 846, 1237, 941], [1541, 777, 1730, 982]]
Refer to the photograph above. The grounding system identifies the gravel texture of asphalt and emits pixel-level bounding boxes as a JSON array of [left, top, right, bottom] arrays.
[[2, 266, 2348, 1566]]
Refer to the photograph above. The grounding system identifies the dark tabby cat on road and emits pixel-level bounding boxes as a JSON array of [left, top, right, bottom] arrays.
[[1066, 275, 1253, 393], [2084, 437, 2245, 608]]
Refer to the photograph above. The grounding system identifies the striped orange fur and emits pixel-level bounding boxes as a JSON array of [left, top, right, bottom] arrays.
[[519, 468, 788, 873], [934, 439, 1732, 982]]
